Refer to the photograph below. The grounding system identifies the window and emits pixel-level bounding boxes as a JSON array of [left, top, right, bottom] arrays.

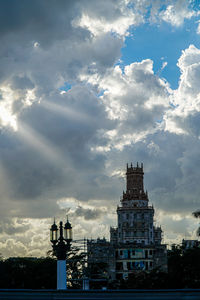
[[126, 222, 129, 228], [149, 250, 153, 256], [116, 262, 123, 270], [120, 250, 123, 256], [126, 213, 129, 219], [116, 274, 123, 280], [132, 250, 135, 256]]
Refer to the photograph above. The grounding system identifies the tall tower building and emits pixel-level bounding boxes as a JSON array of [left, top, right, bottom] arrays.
[[110, 163, 166, 279], [88, 163, 167, 283], [117, 163, 159, 245]]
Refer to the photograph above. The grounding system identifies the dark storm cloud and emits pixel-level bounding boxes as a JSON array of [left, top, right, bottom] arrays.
[[117, 105, 165, 134], [107, 129, 200, 214], [0, 0, 123, 80], [0, 84, 117, 220], [0, 0, 80, 43], [10, 76, 35, 90], [0, 1, 89, 85], [0, 0, 131, 225], [74, 206, 105, 220], [0, 219, 30, 235]]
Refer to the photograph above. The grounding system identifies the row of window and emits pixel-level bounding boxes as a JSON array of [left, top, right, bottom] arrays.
[[119, 212, 153, 220], [118, 231, 153, 237], [125, 231, 147, 237], [116, 249, 153, 258], [119, 222, 153, 228], [116, 260, 153, 271]]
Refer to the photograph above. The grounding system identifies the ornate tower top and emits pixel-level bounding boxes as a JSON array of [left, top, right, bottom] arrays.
[[126, 162, 144, 192], [122, 162, 148, 203]]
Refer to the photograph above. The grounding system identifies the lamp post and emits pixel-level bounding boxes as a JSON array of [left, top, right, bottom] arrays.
[[50, 218, 72, 290]]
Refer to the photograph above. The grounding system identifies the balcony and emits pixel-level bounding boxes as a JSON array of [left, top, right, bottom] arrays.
[[117, 205, 154, 210]]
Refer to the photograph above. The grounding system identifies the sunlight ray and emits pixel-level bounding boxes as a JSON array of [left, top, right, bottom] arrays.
[[40, 100, 92, 124], [0, 160, 13, 198], [17, 122, 69, 169]]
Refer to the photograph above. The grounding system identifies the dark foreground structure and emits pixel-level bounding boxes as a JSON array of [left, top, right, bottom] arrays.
[[1, 289, 200, 300]]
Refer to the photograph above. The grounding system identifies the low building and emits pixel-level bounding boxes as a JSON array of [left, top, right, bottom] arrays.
[[87, 238, 115, 279], [182, 239, 200, 249]]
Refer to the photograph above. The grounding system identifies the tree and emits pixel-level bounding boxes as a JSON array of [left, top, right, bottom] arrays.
[[66, 246, 87, 289], [48, 245, 87, 289], [0, 257, 57, 289], [192, 210, 200, 236]]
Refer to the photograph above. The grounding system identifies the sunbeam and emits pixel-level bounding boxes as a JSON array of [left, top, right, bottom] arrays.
[[0, 160, 12, 198], [17, 122, 69, 169], [40, 100, 92, 124]]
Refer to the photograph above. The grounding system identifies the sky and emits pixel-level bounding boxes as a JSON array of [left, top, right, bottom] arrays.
[[1, 0, 200, 257]]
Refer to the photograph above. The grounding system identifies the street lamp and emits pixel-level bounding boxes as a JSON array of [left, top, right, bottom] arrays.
[[50, 220, 58, 243], [50, 218, 73, 290], [64, 219, 72, 241]]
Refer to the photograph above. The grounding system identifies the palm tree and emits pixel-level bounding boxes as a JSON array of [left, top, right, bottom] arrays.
[[192, 210, 200, 236]]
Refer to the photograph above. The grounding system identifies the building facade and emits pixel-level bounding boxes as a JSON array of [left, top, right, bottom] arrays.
[[88, 163, 167, 281], [87, 238, 116, 280]]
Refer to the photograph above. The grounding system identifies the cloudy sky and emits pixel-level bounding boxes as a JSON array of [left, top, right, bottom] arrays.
[[0, 0, 200, 257]]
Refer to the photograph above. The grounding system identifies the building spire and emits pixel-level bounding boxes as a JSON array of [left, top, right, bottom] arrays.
[[125, 162, 145, 200]]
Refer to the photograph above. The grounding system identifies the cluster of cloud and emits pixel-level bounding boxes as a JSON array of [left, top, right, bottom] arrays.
[[159, 1, 197, 27], [0, 0, 200, 257]]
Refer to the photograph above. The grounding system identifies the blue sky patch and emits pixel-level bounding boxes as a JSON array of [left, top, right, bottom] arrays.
[[59, 82, 72, 92], [121, 18, 200, 90]]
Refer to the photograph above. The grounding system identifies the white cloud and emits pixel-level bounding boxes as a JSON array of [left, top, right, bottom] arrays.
[[159, 1, 197, 27], [86, 59, 170, 150], [164, 45, 200, 135], [197, 22, 200, 34]]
